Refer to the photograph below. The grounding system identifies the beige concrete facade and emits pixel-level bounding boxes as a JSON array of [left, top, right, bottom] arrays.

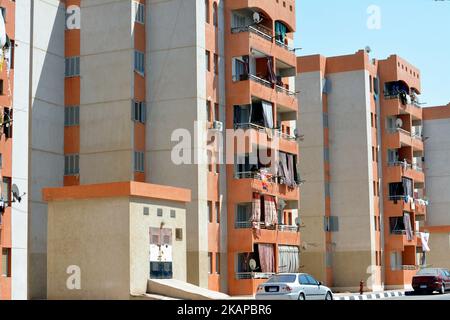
[[47, 196, 187, 300]]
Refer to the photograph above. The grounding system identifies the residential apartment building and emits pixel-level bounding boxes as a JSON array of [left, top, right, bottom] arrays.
[[1, 0, 301, 299], [297, 50, 427, 291], [224, 0, 300, 295], [422, 104, 450, 271], [0, 0, 16, 301]]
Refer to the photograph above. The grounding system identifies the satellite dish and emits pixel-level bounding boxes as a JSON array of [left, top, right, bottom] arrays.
[[12, 184, 25, 203], [253, 12, 263, 24], [277, 198, 286, 210], [396, 118, 403, 128], [365, 46, 372, 54], [249, 259, 257, 271]]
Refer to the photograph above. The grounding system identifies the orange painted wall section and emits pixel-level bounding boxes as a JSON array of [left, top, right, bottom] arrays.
[[43, 181, 191, 203]]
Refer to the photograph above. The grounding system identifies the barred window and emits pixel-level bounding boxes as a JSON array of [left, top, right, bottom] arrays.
[[134, 151, 145, 172], [64, 106, 80, 126], [134, 50, 145, 74], [65, 56, 80, 77], [132, 100, 146, 123], [64, 154, 79, 175]]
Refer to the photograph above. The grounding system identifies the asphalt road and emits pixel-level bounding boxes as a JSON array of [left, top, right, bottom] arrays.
[[383, 292, 450, 300]]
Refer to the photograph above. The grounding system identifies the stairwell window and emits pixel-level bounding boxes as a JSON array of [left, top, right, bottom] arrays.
[[134, 50, 145, 75], [134, 151, 145, 173], [1, 248, 11, 277], [205, 50, 211, 72], [208, 253, 213, 274], [213, 2, 218, 27], [64, 106, 80, 126], [65, 56, 80, 77], [64, 154, 79, 175], [134, 2, 145, 24], [132, 100, 146, 123]]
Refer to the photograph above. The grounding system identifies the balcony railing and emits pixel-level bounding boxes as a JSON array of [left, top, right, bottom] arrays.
[[388, 161, 423, 173], [402, 265, 420, 271], [276, 84, 296, 97], [231, 25, 273, 42], [234, 220, 298, 233], [387, 128, 423, 141], [231, 25, 294, 54], [234, 122, 297, 141], [249, 74, 273, 88], [235, 272, 275, 280], [384, 93, 422, 109], [275, 39, 294, 52]]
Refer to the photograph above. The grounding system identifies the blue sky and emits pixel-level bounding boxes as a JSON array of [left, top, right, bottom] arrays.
[[295, 0, 450, 107]]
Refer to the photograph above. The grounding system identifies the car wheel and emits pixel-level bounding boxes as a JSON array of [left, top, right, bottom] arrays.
[[440, 283, 445, 295], [298, 293, 306, 301], [325, 292, 333, 301]]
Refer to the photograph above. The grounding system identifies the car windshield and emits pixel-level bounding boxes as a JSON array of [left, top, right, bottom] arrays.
[[417, 268, 439, 276], [267, 274, 297, 283]]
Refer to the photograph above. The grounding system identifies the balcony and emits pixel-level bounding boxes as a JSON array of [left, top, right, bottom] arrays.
[[233, 171, 300, 202], [235, 272, 275, 280], [231, 25, 272, 42], [235, 220, 299, 233], [385, 128, 424, 151], [386, 161, 425, 183], [382, 97, 423, 120]]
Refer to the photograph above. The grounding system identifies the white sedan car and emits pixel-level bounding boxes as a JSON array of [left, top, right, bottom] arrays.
[[255, 273, 333, 300]]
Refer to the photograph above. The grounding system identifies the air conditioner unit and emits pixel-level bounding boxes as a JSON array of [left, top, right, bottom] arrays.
[[212, 121, 223, 132]]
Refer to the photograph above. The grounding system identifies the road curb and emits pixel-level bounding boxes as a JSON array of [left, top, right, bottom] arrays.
[[335, 291, 405, 300]]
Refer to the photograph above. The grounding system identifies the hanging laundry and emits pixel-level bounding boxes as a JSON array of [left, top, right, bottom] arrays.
[[420, 232, 431, 252]]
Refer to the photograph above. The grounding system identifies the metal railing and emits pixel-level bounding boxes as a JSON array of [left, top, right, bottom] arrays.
[[231, 25, 273, 42], [275, 39, 294, 51], [235, 272, 275, 280], [234, 122, 297, 141], [235, 221, 253, 229], [384, 93, 422, 109], [277, 225, 299, 232], [402, 265, 419, 271], [276, 84, 296, 96], [249, 74, 273, 88], [388, 161, 423, 172]]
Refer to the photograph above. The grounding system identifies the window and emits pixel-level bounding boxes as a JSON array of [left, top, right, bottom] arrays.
[[1, 248, 11, 277], [324, 147, 330, 162], [208, 201, 213, 223], [369, 75, 373, 93], [176, 228, 183, 241], [299, 274, 309, 285], [305, 275, 318, 285], [214, 103, 219, 122], [132, 100, 147, 123], [0, 79, 3, 95], [208, 252, 213, 274], [134, 2, 145, 24], [0, 153, 2, 168], [215, 253, 220, 274], [64, 154, 79, 175], [212, 2, 218, 27], [236, 203, 251, 228], [206, 100, 212, 122], [2, 177, 11, 203], [64, 106, 80, 126], [170, 209, 176, 218], [324, 216, 339, 232], [65, 56, 80, 77], [134, 50, 145, 74], [214, 54, 219, 75], [323, 113, 328, 128], [388, 149, 399, 164], [325, 182, 330, 197], [0, 7, 6, 22], [3, 108, 12, 138], [390, 251, 402, 270], [134, 151, 145, 172], [205, 0, 210, 24], [216, 202, 220, 223], [205, 50, 211, 72], [157, 208, 163, 217]]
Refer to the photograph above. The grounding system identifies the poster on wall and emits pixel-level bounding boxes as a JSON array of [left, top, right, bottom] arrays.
[[149, 227, 173, 279]]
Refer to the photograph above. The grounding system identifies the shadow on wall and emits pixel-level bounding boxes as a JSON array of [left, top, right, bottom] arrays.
[[28, 0, 65, 300]]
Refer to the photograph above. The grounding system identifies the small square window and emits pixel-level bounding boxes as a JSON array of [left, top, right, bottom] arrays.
[[176, 228, 183, 241], [157, 208, 163, 217], [143, 207, 149, 216], [170, 209, 176, 218]]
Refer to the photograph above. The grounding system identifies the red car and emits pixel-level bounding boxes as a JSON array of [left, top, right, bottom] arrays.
[[412, 268, 450, 294]]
